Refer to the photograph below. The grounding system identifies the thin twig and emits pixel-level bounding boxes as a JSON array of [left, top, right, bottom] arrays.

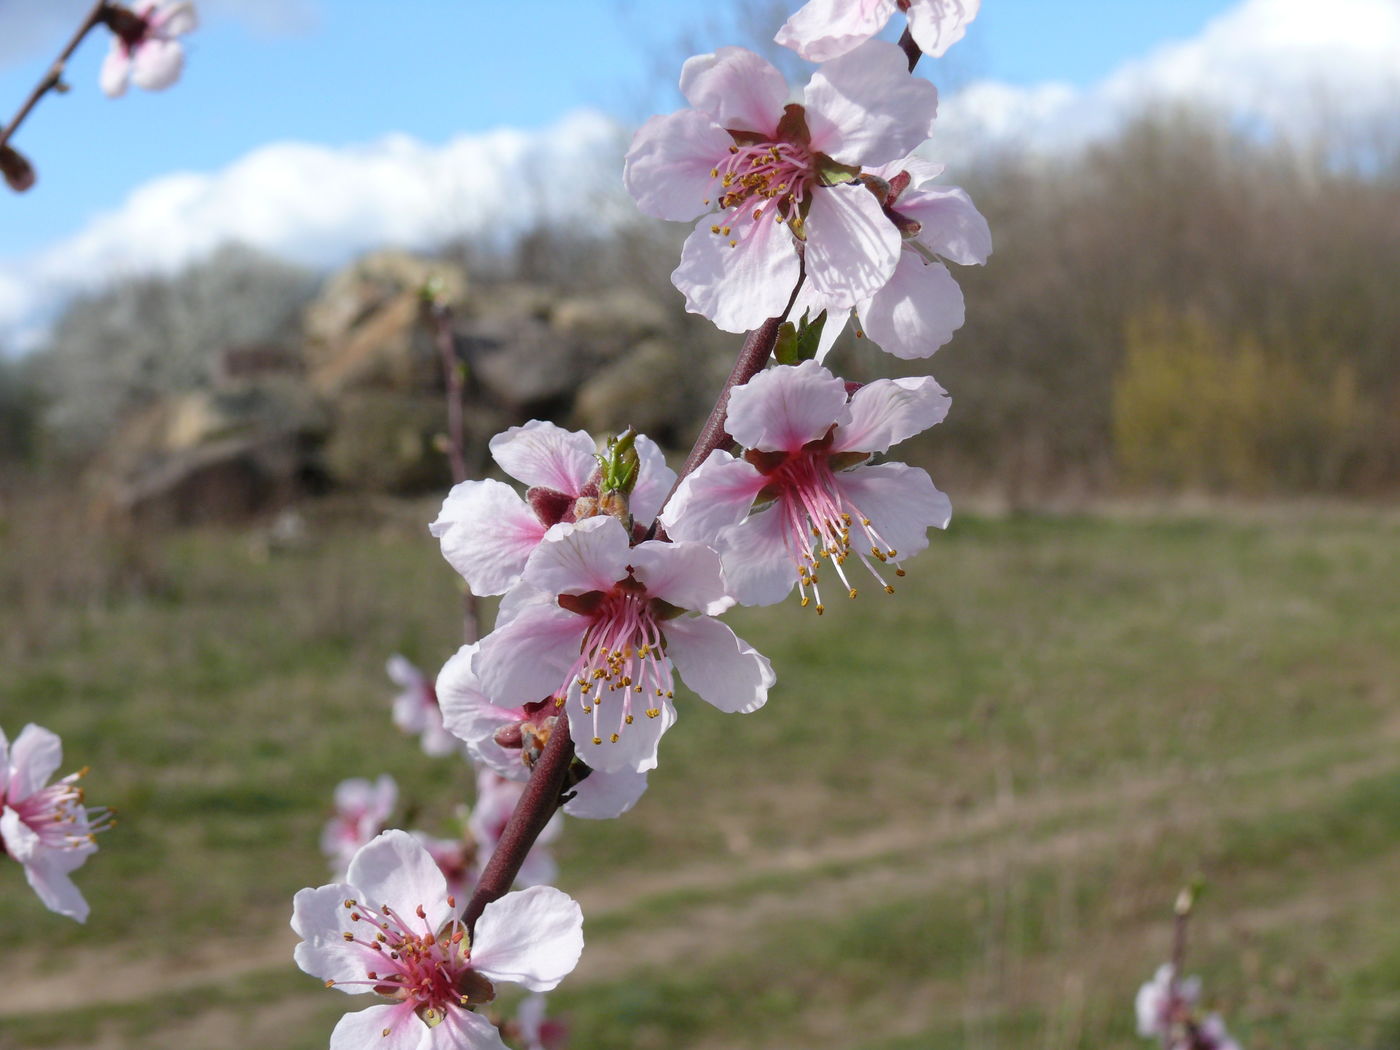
[[0, 0, 113, 152], [426, 297, 482, 644]]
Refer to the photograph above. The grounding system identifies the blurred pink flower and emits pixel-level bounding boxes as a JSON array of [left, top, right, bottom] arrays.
[[321, 775, 398, 879], [776, 0, 979, 62], [293, 830, 583, 1050], [0, 723, 108, 922], [472, 516, 773, 773], [100, 1, 198, 98], [468, 769, 561, 888], [625, 41, 936, 332], [660, 361, 951, 609], [430, 422, 675, 598], [387, 654, 462, 758], [513, 993, 569, 1050]]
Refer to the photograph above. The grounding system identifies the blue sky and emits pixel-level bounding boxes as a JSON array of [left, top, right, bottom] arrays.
[[2, 0, 1398, 346], [0, 0, 1236, 257]]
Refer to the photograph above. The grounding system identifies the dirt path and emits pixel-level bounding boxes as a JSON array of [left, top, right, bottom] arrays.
[[3, 724, 1394, 1030]]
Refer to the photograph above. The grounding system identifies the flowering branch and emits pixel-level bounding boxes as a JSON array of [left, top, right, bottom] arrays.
[[462, 712, 574, 932], [0, 1, 109, 155]]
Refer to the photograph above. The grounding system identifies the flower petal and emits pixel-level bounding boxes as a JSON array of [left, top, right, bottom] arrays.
[[563, 769, 649, 820], [521, 516, 630, 598], [834, 461, 951, 559], [803, 183, 901, 311], [624, 110, 735, 222], [900, 184, 992, 266], [628, 435, 678, 527], [907, 0, 980, 59], [19, 848, 91, 923], [471, 886, 584, 993], [345, 831, 452, 932], [474, 603, 582, 706], [715, 503, 804, 606], [775, 0, 897, 62], [858, 252, 965, 359], [834, 375, 950, 455], [437, 1005, 512, 1050], [726, 359, 850, 452], [804, 40, 938, 165], [673, 209, 801, 334], [153, 1, 199, 36], [571, 690, 674, 774], [8, 724, 62, 801], [627, 539, 732, 617], [291, 881, 379, 988], [437, 644, 525, 775], [664, 615, 774, 713], [430, 479, 547, 596], [489, 421, 597, 494], [658, 451, 766, 545], [99, 46, 130, 98], [130, 37, 184, 91], [679, 47, 787, 134], [329, 1003, 427, 1050]]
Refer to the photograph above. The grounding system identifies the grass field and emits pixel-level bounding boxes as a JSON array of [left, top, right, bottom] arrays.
[[1, 498, 1397, 1049]]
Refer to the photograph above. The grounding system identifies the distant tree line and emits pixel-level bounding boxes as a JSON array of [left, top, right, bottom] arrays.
[[3, 106, 1398, 503]]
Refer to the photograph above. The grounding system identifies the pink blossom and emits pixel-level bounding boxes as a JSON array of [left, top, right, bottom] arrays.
[[1196, 1013, 1242, 1050], [322, 775, 398, 879], [660, 361, 951, 609], [806, 154, 990, 361], [776, 0, 980, 63], [430, 422, 675, 598], [624, 41, 937, 333], [511, 994, 568, 1050], [472, 516, 774, 774], [293, 830, 583, 1050], [388, 655, 463, 758], [100, 1, 198, 98], [437, 643, 650, 820], [410, 831, 477, 904], [0, 724, 108, 922], [468, 769, 562, 889], [1135, 963, 1202, 1042]]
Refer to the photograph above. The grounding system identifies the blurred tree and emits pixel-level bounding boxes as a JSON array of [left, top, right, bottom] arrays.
[[33, 244, 316, 456]]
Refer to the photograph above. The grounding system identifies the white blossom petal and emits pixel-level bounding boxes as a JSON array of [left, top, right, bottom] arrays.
[[345, 831, 453, 932], [679, 47, 787, 134], [489, 421, 597, 495], [834, 375, 950, 455], [521, 516, 630, 598], [907, 0, 980, 59], [658, 451, 766, 545], [430, 479, 547, 596], [775, 0, 898, 62], [329, 1003, 427, 1050], [664, 615, 774, 713], [130, 37, 184, 91], [858, 251, 966, 359], [470, 886, 584, 993], [627, 540, 732, 617], [833, 462, 951, 559], [563, 769, 649, 819], [803, 40, 938, 165], [725, 359, 850, 452], [624, 110, 735, 222], [803, 183, 902, 311], [673, 210, 801, 334]]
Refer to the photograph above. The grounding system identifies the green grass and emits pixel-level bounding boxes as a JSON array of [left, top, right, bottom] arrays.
[[0, 502, 1397, 1048]]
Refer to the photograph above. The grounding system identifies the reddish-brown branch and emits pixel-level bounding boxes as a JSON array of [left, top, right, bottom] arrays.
[[0, 1, 113, 153], [463, 713, 574, 933], [897, 26, 922, 73]]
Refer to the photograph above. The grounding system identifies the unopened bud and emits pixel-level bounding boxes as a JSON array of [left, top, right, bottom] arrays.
[[1, 145, 36, 193], [594, 427, 640, 525]]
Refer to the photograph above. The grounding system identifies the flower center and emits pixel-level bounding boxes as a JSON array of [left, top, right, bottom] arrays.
[[334, 897, 493, 1024], [9, 769, 111, 854], [556, 583, 675, 747], [705, 137, 814, 248], [752, 448, 906, 613]]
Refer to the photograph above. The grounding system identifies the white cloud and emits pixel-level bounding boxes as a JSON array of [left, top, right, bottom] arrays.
[[931, 0, 1400, 166], [0, 109, 626, 348]]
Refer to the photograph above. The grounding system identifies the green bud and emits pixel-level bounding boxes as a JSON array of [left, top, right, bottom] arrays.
[[774, 321, 800, 365], [595, 427, 641, 525]]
